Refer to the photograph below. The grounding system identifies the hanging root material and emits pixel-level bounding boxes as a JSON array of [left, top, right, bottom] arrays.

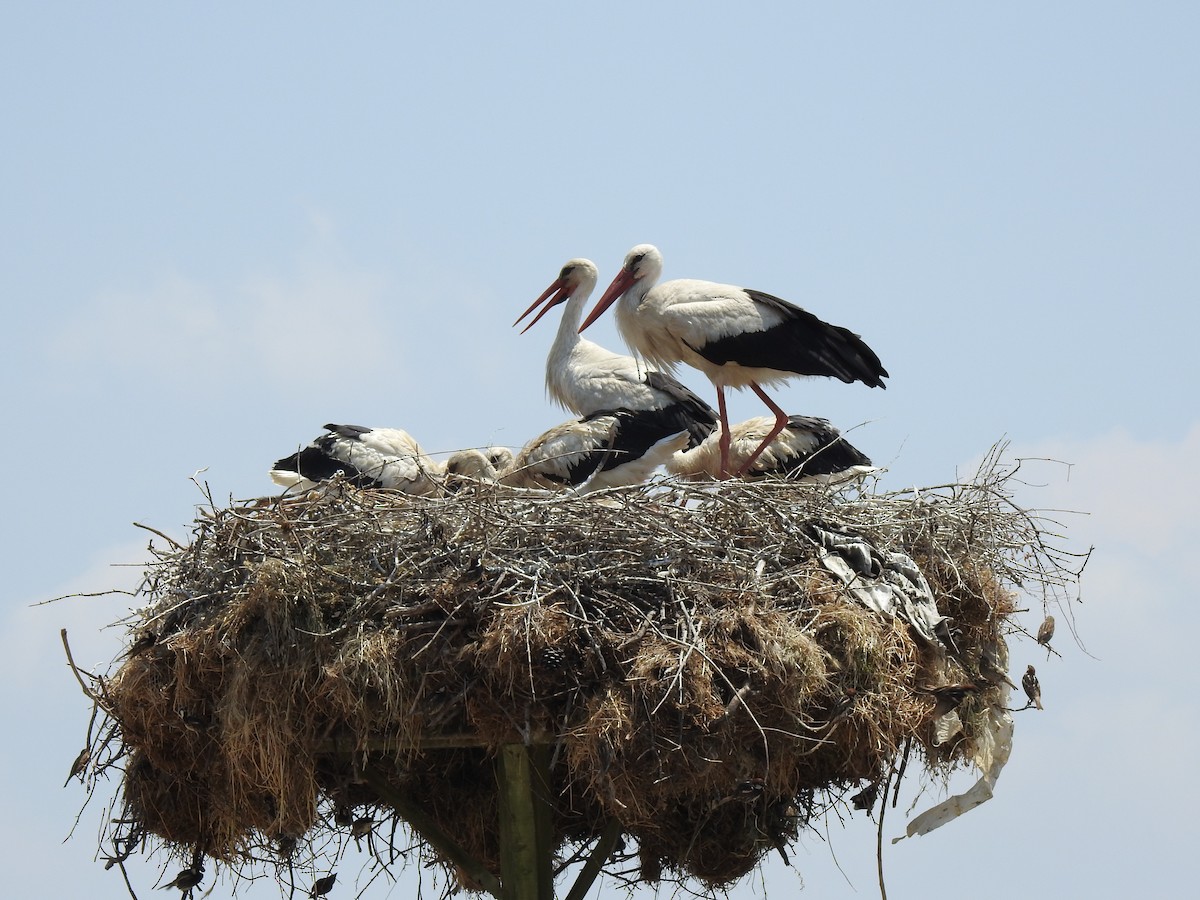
[[70, 445, 1083, 894]]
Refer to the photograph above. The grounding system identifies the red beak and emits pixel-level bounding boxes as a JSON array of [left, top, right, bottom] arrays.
[[579, 269, 636, 333], [513, 278, 569, 334]]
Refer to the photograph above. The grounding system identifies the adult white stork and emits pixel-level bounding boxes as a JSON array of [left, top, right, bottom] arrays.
[[579, 244, 888, 477], [668, 415, 876, 483], [514, 258, 718, 449], [501, 409, 689, 493], [270, 424, 443, 496]]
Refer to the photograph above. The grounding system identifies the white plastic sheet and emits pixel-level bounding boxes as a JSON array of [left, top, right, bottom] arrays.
[[893, 706, 1015, 842], [810, 525, 948, 645]]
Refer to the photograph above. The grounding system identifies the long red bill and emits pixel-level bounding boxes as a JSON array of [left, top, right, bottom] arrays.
[[513, 279, 567, 333]]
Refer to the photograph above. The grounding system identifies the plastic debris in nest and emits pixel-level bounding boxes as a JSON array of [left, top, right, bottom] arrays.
[[807, 522, 948, 645]]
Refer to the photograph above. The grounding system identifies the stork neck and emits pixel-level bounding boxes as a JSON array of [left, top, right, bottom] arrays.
[[545, 290, 588, 411], [625, 278, 652, 311], [553, 290, 586, 353], [614, 278, 653, 356]]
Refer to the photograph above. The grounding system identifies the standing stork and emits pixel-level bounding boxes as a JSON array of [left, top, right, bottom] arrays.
[[668, 415, 876, 483], [579, 244, 888, 477], [514, 258, 718, 449], [269, 424, 443, 496], [501, 409, 689, 493]]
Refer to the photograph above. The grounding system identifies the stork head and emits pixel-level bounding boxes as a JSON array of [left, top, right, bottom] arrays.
[[484, 446, 516, 474], [621, 244, 663, 282], [579, 244, 663, 332], [444, 446, 515, 483], [514, 258, 598, 333]]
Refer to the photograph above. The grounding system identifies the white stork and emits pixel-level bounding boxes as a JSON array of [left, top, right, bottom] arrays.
[[668, 415, 876, 483], [579, 244, 888, 477], [501, 409, 689, 493], [270, 424, 443, 496], [443, 447, 516, 487], [514, 258, 718, 449]]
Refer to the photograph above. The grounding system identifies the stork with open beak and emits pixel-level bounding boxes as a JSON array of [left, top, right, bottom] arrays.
[[515, 258, 718, 449]]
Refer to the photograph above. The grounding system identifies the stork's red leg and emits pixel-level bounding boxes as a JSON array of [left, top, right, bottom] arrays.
[[716, 387, 733, 479], [737, 383, 789, 476]]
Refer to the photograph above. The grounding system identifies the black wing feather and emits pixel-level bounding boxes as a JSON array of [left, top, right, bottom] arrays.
[[272, 439, 380, 488], [749, 416, 873, 479], [591, 408, 686, 474], [642, 371, 719, 447], [695, 290, 888, 388], [322, 423, 373, 440]]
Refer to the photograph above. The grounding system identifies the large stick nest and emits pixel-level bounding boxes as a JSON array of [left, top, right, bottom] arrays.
[[75, 448, 1080, 894]]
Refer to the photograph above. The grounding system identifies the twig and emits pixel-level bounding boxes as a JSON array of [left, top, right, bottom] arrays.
[[60, 629, 100, 704], [116, 858, 140, 900], [563, 819, 623, 900], [891, 736, 912, 809], [133, 522, 185, 550], [705, 683, 752, 733], [876, 762, 892, 900]]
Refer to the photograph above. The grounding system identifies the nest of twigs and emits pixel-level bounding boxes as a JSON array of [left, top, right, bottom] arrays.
[[71, 448, 1080, 895]]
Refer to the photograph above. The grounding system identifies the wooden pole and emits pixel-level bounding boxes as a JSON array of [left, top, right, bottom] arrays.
[[497, 744, 555, 900]]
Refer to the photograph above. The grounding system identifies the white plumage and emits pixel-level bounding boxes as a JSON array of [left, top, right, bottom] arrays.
[[269, 424, 442, 496], [501, 410, 689, 493], [515, 258, 718, 448], [443, 447, 516, 486], [668, 415, 876, 483], [580, 244, 888, 477]]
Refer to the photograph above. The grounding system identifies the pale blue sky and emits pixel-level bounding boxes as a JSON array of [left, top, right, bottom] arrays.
[[3, 3, 1197, 898]]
